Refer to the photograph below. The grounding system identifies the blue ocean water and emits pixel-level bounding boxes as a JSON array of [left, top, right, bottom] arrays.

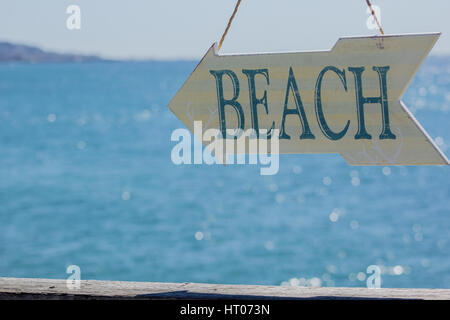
[[0, 58, 449, 289]]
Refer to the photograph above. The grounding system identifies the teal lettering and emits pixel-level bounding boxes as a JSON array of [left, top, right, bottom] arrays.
[[242, 68, 274, 138], [280, 67, 315, 140], [315, 66, 350, 140], [209, 70, 245, 139], [348, 66, 396, 140]]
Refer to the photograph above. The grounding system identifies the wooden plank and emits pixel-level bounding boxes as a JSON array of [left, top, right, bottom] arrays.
[[168, 33, 449, 166], [0, 277, 449, 300]]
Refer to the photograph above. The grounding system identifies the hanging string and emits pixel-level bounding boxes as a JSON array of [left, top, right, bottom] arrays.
[[218, 1, 383, 51], [365, 0, 384, 35], [218, 0, 242, 51]]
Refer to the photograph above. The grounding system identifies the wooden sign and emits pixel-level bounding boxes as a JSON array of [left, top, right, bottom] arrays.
[[169, 33, 449, 165]]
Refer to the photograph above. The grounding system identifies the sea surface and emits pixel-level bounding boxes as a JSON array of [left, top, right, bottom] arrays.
[[0, 57, 449, 288]]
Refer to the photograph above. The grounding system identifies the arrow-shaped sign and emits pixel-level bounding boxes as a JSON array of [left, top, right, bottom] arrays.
[[169, 33, 449, 165]]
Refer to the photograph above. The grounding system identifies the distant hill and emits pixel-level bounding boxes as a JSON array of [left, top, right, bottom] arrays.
[[1, 41, 448, 64], [0, 42, 107, 63]]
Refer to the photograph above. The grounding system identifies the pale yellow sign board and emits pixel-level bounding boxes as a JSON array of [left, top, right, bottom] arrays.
[[169, 33, 449, 165]]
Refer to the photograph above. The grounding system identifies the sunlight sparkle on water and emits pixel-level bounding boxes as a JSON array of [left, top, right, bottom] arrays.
[[195, 231, 204, 241]]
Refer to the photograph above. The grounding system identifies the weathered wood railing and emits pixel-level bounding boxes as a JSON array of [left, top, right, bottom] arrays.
[[0, 277, 449, 300]]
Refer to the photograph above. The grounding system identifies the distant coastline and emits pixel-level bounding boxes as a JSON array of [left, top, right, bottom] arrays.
[[0, 41, 448, 64], [0, 42, 108, 63]]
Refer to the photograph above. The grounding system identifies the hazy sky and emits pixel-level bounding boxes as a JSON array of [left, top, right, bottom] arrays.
[[1, 0, 449, 60]]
